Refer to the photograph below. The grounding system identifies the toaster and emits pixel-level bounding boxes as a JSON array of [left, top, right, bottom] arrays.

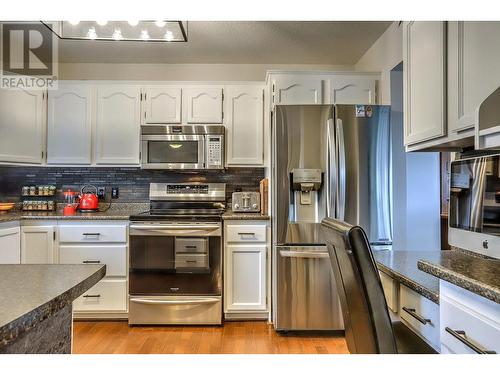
[[232, 192, 261, 212]]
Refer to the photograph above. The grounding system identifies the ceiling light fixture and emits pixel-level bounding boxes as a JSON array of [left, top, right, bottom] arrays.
[[42, 21, 188, 42], [112, 29, 123, 41], [86, 27, 97, 40]]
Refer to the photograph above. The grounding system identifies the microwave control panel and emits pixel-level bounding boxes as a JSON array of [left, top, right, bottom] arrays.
[[206, 136, 223, 168]]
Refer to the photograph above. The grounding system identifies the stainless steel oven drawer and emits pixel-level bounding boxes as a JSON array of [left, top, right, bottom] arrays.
[[175, 237, 208, 253], [128, 295, 222, 325], [175, 253, 209, 269]]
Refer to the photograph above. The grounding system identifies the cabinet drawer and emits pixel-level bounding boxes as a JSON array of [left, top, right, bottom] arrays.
[[175, 237, 207, 253], [400, 284, 440, 350], [379, 271, 399, 313], [59, 224, 127, 243], [73, 279, 127, 312], [59, 245, 127, 277], [225, 224, 266, 243], [440, 297, 500, 354]]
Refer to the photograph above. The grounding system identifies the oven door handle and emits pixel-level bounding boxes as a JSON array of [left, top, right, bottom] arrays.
[[129, 224, 221, 236], [129, 298, 220, 306]]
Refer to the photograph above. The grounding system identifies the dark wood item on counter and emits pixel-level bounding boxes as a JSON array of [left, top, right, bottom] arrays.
[[259, 178, 269, 216]]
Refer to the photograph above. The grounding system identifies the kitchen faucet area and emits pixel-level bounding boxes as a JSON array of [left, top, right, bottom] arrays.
[[0, 1, 499, 373]]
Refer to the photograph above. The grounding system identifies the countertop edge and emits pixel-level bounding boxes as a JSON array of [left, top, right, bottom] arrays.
[[0, 265, 106, 349], [417, 260, 500, 304], [376, 261, 439, 304]]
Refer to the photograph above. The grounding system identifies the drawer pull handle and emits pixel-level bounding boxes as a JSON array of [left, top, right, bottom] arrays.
[[402, 307, 431, 325], [82, 260, 101, 264], [83, 294, 101, 298], [83, 233, 101, 236], [238, 232, 256, 236], [185, 260, 198, 263], [445, 327, 497, 354], [185, 246, 197, 249]]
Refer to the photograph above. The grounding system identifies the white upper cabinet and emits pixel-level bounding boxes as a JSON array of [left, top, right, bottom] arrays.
[[47, 85, 92, 164], [403, 21, 447, 146], [183, 87, 223, 123], [272, 76, 323, 105], [95, 86, 141, 165], [142, 86, 182, 124], [330, 76, 377, 105], [0, 88, 45, 164], [225, 85, 264, 166], [448, 22, 500, 134]]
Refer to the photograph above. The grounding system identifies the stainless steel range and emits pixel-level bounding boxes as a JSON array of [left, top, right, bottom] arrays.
[[128, 182, 225, 325]]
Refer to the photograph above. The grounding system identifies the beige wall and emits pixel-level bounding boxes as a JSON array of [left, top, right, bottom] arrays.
[[59, 63, 354, 81], [355, 22, 402, 105]]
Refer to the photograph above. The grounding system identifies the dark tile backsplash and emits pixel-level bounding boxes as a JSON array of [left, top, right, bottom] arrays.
[[0, 166, 265, 203]]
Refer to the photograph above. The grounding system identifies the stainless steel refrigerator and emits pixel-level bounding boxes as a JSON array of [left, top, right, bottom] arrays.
[[272, 104, 392, 331]]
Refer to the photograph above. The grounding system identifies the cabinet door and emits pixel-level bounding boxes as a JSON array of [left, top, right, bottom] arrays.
[[225, 85, 264, 166], [403, 21, 447, 146], [225, 245, 267, 312], [184, 87, 223, 123], [0, 227, 21, 264], [448, 21, 500, 133], [47, 85, 92, 164], [330, 77, 377, 104], [142, 87, 182, 124], [21, 226, 55, 264], [0, 88, 45, 164], [95, 86, 141, 164], [273, 77, 323, 105]]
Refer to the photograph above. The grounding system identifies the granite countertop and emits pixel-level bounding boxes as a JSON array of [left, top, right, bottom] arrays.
[[373, 250, 441, 304], [0, 264, 105, 350], [0, 203, 149, 223], [222, 209, 270, 220], [418, 252, 500, 304]]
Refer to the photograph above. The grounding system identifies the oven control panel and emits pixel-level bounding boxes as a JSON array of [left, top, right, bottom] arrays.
[[167, 184, 209, 194], [206, 136, 223, 169]]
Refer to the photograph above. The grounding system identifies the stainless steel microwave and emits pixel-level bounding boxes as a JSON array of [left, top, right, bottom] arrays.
[[449, 153, 500, 258], [141, 125, 224, 170]]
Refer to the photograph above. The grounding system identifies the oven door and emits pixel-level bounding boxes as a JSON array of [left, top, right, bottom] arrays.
[[141, 134, 205, 169], [129, 222, 222, 296]]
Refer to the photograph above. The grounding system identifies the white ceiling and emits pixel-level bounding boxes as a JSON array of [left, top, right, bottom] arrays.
[[58, 21, 392, 64]]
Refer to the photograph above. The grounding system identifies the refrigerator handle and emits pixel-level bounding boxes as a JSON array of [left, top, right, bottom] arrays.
[[326, 118, 337, 218], [336, 118, 346, 221]]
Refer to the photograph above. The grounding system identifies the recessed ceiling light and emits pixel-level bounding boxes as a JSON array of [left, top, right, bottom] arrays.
[[155, 21, 166, 27], [96, 20, 108, 26], [128, 20, 139, 26]]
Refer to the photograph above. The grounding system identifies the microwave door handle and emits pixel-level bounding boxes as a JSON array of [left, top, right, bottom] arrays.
[[200, 137, 206, 167]]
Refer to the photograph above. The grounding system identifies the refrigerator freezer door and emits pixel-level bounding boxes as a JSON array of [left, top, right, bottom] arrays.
[[334, 105, 393, 246], [275, 245, 344, 331]]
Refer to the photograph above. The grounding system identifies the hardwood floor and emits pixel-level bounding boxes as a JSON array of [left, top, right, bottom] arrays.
[[73, 321, 349, 354]]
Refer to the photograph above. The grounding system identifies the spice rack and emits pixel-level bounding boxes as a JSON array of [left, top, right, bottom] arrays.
[[21, 185, 57, 211]]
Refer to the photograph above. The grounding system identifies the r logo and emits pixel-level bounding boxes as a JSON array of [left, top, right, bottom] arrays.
[[1, 23, 53, 76]]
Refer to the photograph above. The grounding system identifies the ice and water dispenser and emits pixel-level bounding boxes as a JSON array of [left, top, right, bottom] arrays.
[[290, 168, 323, 222]]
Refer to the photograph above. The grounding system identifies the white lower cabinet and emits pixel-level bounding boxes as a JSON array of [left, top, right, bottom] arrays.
[[379, 271, 399, 313], [73, 279, 127, 312], [400, 284, 440, 351], [224, 220, 269, 319], [0, 223, 21, 264], [439, 281, 500, 354], [58, 221, 129, 318], [20, 224, 56, 264]]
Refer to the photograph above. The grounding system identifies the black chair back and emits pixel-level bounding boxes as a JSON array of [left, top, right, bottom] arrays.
[[321, 218, 397, 354]]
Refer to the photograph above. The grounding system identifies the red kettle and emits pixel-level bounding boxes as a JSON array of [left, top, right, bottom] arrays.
[[79, 185, 99, 212]]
